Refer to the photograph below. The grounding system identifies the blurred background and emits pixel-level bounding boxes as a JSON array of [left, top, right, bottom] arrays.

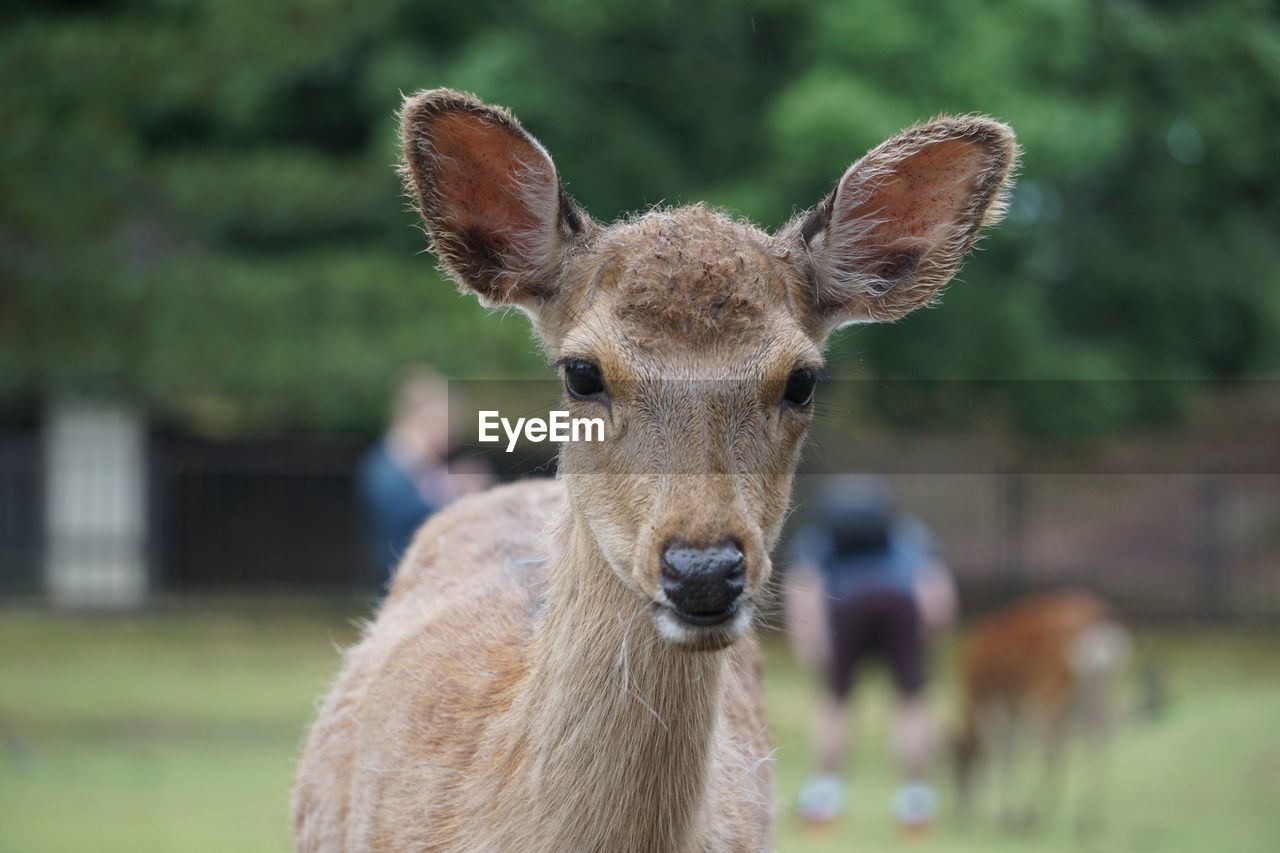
[[1, 1, 1278, 851]]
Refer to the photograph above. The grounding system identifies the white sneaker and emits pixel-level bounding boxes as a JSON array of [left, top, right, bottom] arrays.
[[892, 781, 939, 829], [797, 773, 845, 824]]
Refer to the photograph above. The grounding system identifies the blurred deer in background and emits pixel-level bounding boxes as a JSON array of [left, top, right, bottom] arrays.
[[953, 591, 1131, 833], [291, 88, 1017, 852]]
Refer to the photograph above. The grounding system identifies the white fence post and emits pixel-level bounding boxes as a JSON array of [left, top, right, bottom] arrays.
[[43, 399, 149, 609]]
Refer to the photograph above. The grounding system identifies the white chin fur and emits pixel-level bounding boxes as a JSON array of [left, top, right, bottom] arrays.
[[652, 603, 752, 650]]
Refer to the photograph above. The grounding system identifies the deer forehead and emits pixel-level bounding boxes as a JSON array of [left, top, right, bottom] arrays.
[[566, 206, 802, 349]]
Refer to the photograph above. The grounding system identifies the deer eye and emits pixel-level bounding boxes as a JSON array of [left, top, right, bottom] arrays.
[[782, 367, 817, 408], [563, 359, 606, 399]]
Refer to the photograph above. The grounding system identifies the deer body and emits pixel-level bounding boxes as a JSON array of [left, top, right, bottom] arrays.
[[293, 89, 1017, 851], [954, 591, 1131, 828], [293, 480, 771, 850]]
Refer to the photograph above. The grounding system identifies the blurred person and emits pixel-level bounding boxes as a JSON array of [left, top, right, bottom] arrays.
[[357, 366, 490, 582], [784, 479, 957, 832]]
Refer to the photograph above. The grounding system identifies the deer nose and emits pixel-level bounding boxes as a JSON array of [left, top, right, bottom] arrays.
[[660, 540, 746, 625]]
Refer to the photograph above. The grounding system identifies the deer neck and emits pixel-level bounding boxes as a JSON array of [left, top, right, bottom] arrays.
[[494, 516, 727, 851]]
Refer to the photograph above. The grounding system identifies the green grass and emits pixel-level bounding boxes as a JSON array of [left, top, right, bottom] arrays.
[[1, 605, 1278, 852]]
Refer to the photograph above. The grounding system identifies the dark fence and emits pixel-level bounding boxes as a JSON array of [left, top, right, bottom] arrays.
[[843, 472, 1280, 621], [152, 434, 370, 590], [0, 431, 42, 595], [1, 425, 1278, 620]]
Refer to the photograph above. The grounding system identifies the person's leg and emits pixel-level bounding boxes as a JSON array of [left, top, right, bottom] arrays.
[[813, 694, 853, 774], [892, 695, 934, 781], [798, 595, 863, 823], [890, 699, 941, 831], [885, 591, 940, 829], [798, 694, 855, 823], [816, 594, 863, 773], [888, 590, 932, 779]]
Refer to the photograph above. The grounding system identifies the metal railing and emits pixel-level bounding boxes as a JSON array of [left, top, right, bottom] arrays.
[[2, 426, 1277, 620]]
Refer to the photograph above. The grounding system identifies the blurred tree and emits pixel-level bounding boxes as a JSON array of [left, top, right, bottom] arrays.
[[2, 0, 1277, 437]]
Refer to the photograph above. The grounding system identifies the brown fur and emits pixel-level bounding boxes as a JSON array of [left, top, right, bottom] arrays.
[[954, 591, 1130, 828], [959, 592, 1112, 714], [603, 207, 785, 341], [293, 89, 1018, 851], [780, 116, 1018, 330]]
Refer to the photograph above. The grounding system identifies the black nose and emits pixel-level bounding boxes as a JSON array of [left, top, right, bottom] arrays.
[[660, 540, 746, 625]]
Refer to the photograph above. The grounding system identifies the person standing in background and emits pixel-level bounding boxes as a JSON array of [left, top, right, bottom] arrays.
[[356, 366, 490, 583], [785, 478, 958, 832]]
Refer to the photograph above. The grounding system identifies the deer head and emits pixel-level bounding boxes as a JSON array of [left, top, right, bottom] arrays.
[[401, 89, 1016, 651]]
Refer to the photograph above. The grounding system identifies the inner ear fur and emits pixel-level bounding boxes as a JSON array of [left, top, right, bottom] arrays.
[[784, 116, 1019, 330], [399, 89, 590, 307]]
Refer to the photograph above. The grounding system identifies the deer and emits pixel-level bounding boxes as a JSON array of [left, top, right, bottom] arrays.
[[952, 590, 1131, 833], [291, 88, 1018, 852]]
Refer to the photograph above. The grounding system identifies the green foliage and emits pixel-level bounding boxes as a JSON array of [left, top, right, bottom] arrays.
[[2, 0, 1277, 435]]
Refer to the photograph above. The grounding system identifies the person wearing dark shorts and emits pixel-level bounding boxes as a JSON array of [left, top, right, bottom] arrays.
[[784, 482, 956, 830], [827, 586, 926, 700]]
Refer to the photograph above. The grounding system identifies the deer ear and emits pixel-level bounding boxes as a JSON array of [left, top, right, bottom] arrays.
[[399, 89, 590, 309], [785, 117, 1018, 334]]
